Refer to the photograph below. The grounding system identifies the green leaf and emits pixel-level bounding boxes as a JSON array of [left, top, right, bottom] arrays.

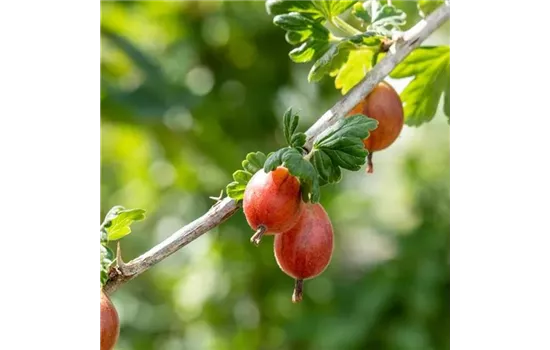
[[227, 152, 268, 201], [233, 170, 252, 184], [319, 142, 366, 171], [291, 132, 307, 148], [311, 150, 342, 186], [227, 170, 252, 200], [418, 0, 445, 18], [283, 108, 299, 145], [242, 152, 267, 174], [316, 114, 378, 146], [289, 38, 330, 63], [313, 115, 377, 171], [266, 0, 325, 21], [226, 181, 246, 201], [307, 115, 378, 185], [334, 48, 375, 94], [371, 5, 406, 28], [308, 40, 354, 82], [267, 0, 356, 21], [263, 148, 320, 203], [263, 148, 288, 172], [281, 108, 306, 149], [352, 2, 371, 23], [271, 11, 330, 64], [285, 30, 312, 45], [308, 31, 384, 83], [273, 13, 327, 33], [273, 12, 329, 54], [101, 206, 146, 241], [352, 2, 407, 31], [313, 0, 356, 19], [390, 46, 450, 126]]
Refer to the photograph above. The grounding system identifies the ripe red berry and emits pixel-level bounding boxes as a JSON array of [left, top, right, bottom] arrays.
[[243, 166, 303, 246], [101, 290, 120, 350], [348, 81, 404, 173], [274, 202, 334, 303]]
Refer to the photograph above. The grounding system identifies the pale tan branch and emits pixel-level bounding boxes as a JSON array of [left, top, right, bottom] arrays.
[[104, 3, 450, 295], [104, 197, 239, 294]]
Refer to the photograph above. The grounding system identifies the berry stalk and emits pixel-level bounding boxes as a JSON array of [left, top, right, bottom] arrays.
[[292, 279, 304, 303]]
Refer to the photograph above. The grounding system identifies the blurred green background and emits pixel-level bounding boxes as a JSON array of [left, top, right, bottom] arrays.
[[101, 1, 450, 349]]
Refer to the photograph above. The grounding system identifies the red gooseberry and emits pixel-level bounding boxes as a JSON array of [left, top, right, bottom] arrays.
[[274, 202, 334, 303], [347, 81, 404, 173], [243, 166, 303, 246]]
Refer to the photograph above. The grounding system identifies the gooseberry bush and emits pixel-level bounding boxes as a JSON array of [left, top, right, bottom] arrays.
[[100, 0, 450, 348]]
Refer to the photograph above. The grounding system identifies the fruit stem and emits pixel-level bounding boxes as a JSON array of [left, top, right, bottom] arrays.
[[366, 153, 374, 174], [292, 279, 304, 303], [250, 225, 267, 246]]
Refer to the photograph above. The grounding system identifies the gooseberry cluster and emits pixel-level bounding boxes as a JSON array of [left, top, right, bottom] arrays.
[[240, 82, 403, 302], [243, 166, 333, 303]]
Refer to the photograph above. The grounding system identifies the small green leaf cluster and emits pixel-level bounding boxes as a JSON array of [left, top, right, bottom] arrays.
[[266, 0, 451, 127], [100, 206, 146, 286], [226, 108, 377, 204], [311, 115, 377, 185], [226, 152, 268, 201], [266, 0, 407, 88], [352, 1, 406, 36]]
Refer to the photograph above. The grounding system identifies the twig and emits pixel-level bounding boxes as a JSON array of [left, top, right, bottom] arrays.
[[103, 3, 450, 295], [104, 197, 240, 294]]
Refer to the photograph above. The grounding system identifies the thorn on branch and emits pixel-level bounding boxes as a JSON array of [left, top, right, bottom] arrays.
[[209, 190, 224, 204], [116, 242, 129, 275]]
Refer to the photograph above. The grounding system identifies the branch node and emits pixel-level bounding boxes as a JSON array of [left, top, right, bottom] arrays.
[[380, 38, 393, 53]]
